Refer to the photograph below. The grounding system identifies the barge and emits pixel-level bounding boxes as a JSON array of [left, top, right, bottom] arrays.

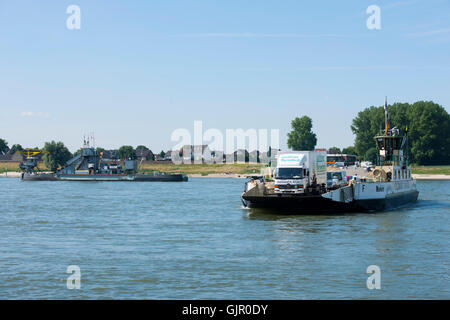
[[20, 144, 187, 182]]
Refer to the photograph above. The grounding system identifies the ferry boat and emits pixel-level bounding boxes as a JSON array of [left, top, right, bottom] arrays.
[[322, 127, 418, 211], [21, 143, 187, 182], [241, 100, 418, 213]]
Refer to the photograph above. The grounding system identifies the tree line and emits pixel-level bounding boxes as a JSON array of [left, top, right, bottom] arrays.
[[0, 139, 166, 172], [2, 100, 449, 170], [287, 100, 449, 165]]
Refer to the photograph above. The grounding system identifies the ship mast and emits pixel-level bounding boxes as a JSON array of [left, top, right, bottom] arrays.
[[384, 96, 390, 136]]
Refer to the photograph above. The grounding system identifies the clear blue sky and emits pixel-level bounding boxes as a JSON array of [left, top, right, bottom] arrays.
[[1, 0, 449, 153]]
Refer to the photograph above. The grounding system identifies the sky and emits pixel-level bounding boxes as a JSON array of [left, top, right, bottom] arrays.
[[1, 0, 449, 153]]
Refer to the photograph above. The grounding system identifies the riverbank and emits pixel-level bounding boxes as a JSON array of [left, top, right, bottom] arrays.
[[2, 162, 450, 180], [188, 173, 245, 178], [411, 165, 450, 175], [0, 172, 249, 179], [139, 163, 261, 175], [3, 172, 449, 180], [412, 174, 450, 180], [0, 172, 21, 178]]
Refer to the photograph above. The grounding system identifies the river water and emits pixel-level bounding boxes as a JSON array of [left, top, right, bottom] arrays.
[[0, 178, 448, 299]]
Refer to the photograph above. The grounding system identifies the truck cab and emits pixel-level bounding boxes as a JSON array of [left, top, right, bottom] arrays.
[[274, 166, 308, 194]]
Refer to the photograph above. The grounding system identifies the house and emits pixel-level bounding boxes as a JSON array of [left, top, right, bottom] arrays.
[[220, 149, 249, 163], [178, 145, 211, 163], [101, 150, 119, 161], [136, 149, 154, 161], [163, 150, 173, 161], [154, 154, 166, 161], [234, 149, 249, 163], [248, 150, 260, 163], [0, 150, 31, 162], [259, 151, 269, 164], [209, 150, 224, 164]]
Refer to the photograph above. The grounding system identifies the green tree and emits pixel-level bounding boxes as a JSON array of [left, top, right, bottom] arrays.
[[351, 106, 384, 157], [351, 101, 450, 165], [118, 145, 136, 160], [287, 116, 317, 151], [43, 141, 73, 172], [0, 138, 9, 155], [9, 144, 23, 154], [327, 147, 341, 154], [406, 101, 450, 165], [96, 147, 105, 153], [364, 147, 378, 163], [136, 145, 148, 152], [159, 150, 166, 158], [73, 148, 84, 156], [342, 146, 357, 155]]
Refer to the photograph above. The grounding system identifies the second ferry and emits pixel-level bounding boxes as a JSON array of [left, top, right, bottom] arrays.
[[20, 142, 187, 182]]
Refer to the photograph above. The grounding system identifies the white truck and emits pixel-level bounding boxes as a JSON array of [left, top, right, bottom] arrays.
[[274, 150, 327, 194]]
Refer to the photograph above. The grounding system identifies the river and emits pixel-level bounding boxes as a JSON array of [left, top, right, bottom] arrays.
[[0, 178, 448, 299]]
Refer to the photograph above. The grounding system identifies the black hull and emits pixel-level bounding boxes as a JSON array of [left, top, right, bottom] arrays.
[[21, 173, 57, 181], [242, 193, 359, 214], [242, 190, 419, 214], [133, 174, 188, 182], [21, 173, 187, 182]]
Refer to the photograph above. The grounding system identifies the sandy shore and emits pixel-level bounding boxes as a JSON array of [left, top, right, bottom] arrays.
[[191, 173, 450, 180], [2, 172, 448, 180], [412, 174, 450, 180], [0, 172, 248, 179], [187, 173, 245, 178], [0, 172, 21, 178]]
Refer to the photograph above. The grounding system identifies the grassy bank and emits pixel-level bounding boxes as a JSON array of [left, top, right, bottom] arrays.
[[3, 161, 449, 176], [139, 163, 262, 175], [411, 165, 450, 175], [0, 162, 50, 173], [1, 161, 262, 175]]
